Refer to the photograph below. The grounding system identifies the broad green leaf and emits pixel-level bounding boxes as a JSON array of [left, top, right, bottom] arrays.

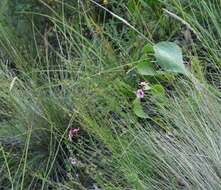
[[154, 42, 187, 75], [151, 85, 167, 104], [136, 60, 156, 76], [151, 84, 165, 95], [133, 98, 149, 118]]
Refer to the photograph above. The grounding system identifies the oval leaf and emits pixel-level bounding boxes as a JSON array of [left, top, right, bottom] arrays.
[[154, 42, 187, 75], [151, 84, 165, 95], [136, 60, 156, 76], [133, 98, 149, 118]]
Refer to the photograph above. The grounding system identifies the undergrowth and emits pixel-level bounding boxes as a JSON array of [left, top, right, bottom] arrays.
[[0, 0, 221, 189]]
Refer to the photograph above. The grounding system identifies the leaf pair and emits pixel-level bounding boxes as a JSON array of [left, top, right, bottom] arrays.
[[137, 42, 188, 76]]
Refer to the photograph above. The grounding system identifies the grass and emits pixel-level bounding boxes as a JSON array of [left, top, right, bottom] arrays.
[[164, 0, 221, 78], [0, 0, 221, 189]]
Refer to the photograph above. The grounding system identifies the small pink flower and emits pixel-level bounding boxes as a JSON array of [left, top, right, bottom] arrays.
[[68, 128, 80, 141], [140, 81, 148, 86], [69, 157, 77, 166], [140, 81, 151, 91], [136, 89, 145, 98]]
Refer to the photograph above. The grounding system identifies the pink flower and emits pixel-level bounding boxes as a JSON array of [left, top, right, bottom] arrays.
[[140, 81, 151, 91], [68, 128, 80, 141], [69, 157, 77, 166], [140, 81, 148, 86], [136, 89, 145, 98]]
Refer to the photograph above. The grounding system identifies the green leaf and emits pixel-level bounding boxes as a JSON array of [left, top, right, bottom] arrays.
[[151, 85, 167, 104], [154, 42, 187, 75], [142, 44, 154, 54], [133, 98, 149, 118], [136, 60, 156, 76], [151, 84, 165, 95]]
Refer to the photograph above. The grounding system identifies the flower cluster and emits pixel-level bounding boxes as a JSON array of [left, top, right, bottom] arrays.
[[136, 81, 150, 99]]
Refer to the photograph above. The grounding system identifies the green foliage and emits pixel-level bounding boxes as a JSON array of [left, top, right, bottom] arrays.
[[154, 42, 187, 75], [137, 41, 188, 78], [134, 41, 187, 117], [133, 98, 149, 119], [0, 0, 221, 189], [136, 60, 156, 76], [150, 84, 165, 95]]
